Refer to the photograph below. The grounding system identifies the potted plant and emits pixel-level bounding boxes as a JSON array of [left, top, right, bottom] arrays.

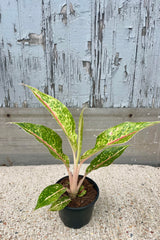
[[12, 84, 160, 228]]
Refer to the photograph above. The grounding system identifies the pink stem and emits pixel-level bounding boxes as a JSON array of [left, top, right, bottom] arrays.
[[67, 168, 73, 187], [77, 174, 86, 192], [70, 165, 79, 194]]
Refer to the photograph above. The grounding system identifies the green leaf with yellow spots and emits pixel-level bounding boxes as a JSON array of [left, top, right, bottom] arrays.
[[81, 121, 160, 162], [49, 196, 71, 211], [85, 145, 128, 175], [35, 184, 67, 210], [22, 84, 77, 152], [78, 185, 86, 197], [13, 122, 69, 167]]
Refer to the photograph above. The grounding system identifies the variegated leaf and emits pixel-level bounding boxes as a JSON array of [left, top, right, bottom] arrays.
[[78, 185, 86, 197], [23, 84, 77, 151], [76, 108, 85, 163], [13, 122, 69, 166], [49, 196, 71, 211], [81, 121, 160, 161], [85, 145, 128, 175], [35, 184, 67, 210]]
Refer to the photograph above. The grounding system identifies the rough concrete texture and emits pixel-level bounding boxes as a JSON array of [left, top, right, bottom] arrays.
[[0, 164, 160, 240]]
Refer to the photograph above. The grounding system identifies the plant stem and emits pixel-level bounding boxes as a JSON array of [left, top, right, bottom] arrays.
[[67, 167, 73, 186], [70, 165, 79, 194], [66, 147, 79, 196], [77, 174, 86, 192]]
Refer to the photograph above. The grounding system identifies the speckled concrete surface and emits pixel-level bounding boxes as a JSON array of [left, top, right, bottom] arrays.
[[0, 164, 160, 240]]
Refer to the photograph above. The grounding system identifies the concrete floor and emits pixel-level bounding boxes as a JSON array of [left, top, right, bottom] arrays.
[[0, 164, 160, 240]]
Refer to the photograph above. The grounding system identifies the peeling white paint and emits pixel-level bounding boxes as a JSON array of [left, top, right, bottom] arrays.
[[0, 0, 160, 108]]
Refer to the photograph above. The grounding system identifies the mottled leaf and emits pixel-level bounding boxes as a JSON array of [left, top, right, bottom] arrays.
[[49, 196, 71, 211], [85, 145, 128, 175], [81, 121, 160, 161], [23, 84, 77, 151], [78, 185, 86, 197], [13, 122, 69, 166], [76, 108, 85, 163], [35, 184, 67, 210]]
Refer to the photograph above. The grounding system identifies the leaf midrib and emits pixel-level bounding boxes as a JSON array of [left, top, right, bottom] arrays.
[[82, 130, 138, 162], [87, 147, 126, 174], [45, 187, 66, 201], [33, 91, 66, 134], [51, 198, 70, 209], [25, 128, 67, 164]]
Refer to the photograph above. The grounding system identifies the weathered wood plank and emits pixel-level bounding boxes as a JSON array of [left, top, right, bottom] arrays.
[[41, 0, 91, 106], [0, 0, 47, 107], [1, 108, 160, 166], [91, 0, 160, 107], [1, 0, 160, 107]]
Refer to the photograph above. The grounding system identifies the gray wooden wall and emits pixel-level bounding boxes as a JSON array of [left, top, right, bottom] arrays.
[[1, 0, 160, 108], [1, 0, 160, 166]]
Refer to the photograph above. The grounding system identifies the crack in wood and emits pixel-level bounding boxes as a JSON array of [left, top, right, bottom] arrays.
[[130, 1, 142, 107], [60, 3, 75, 25]]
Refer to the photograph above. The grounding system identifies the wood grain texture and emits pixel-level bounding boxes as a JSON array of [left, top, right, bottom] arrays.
[[0, 0, 160, 108], [90, 0, 160, 107]]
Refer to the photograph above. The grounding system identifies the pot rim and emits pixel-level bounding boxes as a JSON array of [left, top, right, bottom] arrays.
[[57, 175, 99, 211]]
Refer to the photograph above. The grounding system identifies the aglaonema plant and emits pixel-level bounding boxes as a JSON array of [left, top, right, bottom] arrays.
[[12, 84, 160, 211]]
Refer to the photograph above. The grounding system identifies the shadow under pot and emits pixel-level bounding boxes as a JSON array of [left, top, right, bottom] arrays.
[[57, 175, 99, 229]]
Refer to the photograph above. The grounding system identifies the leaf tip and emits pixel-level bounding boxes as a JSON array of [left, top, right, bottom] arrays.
[[6, 122, 15, 125], [124, 145, 130, 148], [20, 82, 29, 87], [34, 205, 39, 211]]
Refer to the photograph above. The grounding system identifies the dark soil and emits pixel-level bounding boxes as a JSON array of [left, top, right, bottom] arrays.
[[58, 176, 98, 208]]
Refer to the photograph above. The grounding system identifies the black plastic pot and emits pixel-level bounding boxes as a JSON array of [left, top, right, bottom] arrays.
[[57, 175, 99, 229]]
